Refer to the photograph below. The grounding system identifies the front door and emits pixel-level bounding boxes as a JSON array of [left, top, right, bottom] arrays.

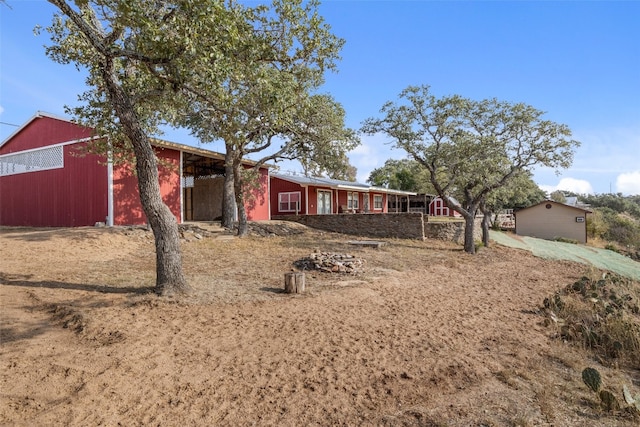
[[317, 190, 332, 214]]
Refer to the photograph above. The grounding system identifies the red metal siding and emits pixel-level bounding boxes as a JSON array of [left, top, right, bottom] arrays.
[[429, 197, 461, 217], [245, 167, 270, 220], [306, 186, 334, 215], [0, 116, 93, 154], [369, 192, 387, 213], [308, 187, 319, 215], [0, 143, 108, 227], [113, 148, 181, 225], [269, 177, 308, 216], [337, 191, 348, 211]]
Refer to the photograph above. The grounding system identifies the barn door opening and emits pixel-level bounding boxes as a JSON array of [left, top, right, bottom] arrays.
[[181, 153, 225, 221]]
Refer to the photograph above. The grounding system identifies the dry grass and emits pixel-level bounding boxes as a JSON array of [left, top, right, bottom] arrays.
[[543, 269, 640, 368]]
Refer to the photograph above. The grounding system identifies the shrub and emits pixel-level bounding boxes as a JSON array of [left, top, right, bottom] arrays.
[[543, 271, 640, 367]]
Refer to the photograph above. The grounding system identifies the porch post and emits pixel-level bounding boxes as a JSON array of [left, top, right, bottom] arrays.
[[107, 154, 114, 226], [179, 151, 184, 224]]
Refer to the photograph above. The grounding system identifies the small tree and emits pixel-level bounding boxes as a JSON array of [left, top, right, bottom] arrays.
[[367, 158, 434, 193], [549, 190, 567, 203], [362, 85, 580, 253]]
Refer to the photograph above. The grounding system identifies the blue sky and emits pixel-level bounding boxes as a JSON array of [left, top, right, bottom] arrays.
[[1, 0, 639, 195]]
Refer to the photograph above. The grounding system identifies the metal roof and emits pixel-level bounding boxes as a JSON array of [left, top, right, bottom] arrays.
[[515, 199, 592, 214], [271, 173, 417, 196]]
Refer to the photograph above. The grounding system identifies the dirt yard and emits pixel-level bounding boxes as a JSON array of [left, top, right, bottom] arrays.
[[1, 223, 638, 426]]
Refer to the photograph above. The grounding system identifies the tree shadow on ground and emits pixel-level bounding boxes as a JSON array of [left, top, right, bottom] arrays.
[[0, 273, 154, 295], [259, 287, 285, 294], [0, 227, 107, 242]]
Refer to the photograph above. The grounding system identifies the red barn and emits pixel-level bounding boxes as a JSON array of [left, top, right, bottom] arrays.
[[0, 112, 270, 227]]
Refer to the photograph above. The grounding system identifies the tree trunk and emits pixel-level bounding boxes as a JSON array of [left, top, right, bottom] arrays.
[[101, 61, 189, 296], [460, 200, 480, 254], [233, 158, 249, 237], [480, 202, 491, 248], [440, 192, 477, 254], [221, 146, 236, 230], [462, 213, 476, 254]]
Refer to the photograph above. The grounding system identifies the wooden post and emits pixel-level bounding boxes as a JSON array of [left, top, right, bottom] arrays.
[[284, 272, 305, 293]]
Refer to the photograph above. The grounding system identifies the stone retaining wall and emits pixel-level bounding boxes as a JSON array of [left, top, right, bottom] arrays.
[[424, 219, 483, 245], [272, 213, 484, 244], [272, 213, 425, 239]]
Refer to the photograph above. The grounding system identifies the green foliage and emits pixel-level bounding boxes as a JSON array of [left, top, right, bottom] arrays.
[[367, 159, 434, 192], [586, 205, 640, 258], [581, 193, 640, 219], [44, 0, 249, 154], [586, 209, 609, 240], [549, 190, 567, 203], [286, 94, 360, 180], [599, 389, 621, 411], [484, 171, 546, 212], [604, 214, 640, 248], [582, 368, 602, 393]]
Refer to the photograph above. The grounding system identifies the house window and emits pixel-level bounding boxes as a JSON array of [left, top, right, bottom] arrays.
[[347, 192, 359, 210], [278, 192, 301, 212], [373, 195, 383, 210]]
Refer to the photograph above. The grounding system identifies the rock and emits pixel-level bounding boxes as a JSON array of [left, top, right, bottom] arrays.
[[293, 252, 365, 274]]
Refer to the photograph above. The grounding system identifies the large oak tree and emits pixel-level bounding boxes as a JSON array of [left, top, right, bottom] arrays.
[[362, 85, 580, 254], [174, 0, 357, 235], [44, 0, 276, 294]]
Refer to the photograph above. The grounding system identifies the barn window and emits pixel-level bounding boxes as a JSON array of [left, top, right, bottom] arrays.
[[545, 203, 552, 209], [278, 192, 301, 212], [0, 145, 64, 176]]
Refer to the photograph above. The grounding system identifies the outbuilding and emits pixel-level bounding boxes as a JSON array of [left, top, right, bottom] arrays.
[[515, 200, 591, 243], [0, 112, 270, 227]]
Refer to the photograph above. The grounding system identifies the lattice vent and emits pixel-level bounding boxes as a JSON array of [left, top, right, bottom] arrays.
[[0, 145, 64, 177], [182, 175, 195, 188]]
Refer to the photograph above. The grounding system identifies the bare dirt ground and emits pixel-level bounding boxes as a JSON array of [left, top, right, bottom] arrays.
[[1, 223, 638, 426]]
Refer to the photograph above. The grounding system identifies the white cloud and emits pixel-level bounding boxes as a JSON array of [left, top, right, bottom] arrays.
[[0, 105, 4, 115], [539, 177, 595, 196], [616, 171, 640, 195], [349, 144, 371, 156], [350, 133, 407, 183]]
